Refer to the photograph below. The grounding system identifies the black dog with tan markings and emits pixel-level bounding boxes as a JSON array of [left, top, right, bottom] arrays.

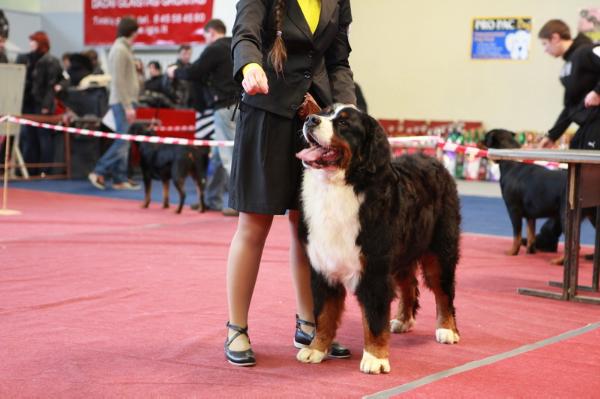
[[295, 105, 461, 374]]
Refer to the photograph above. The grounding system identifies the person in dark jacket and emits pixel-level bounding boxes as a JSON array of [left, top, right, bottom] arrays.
[[168, 19, 241, 216], [539, 20, 600, 150], [167, 44, 193, 106], [535, 19, 600, 251], [16, 31, 62, 176], [223, 0, 356, 367]]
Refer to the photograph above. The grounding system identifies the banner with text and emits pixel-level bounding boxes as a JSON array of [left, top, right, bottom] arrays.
[[84, 0, 214, 46], [471, 17, 532, 60]]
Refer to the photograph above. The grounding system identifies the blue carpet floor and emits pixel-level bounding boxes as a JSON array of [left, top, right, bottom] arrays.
[[7, 178, 596, 245]]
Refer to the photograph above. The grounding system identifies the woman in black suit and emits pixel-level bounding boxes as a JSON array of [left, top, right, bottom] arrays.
[[224, 0, 356, 366]]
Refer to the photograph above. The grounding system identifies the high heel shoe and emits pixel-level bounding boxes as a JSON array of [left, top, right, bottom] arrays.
[[293, 314, 351, 358], [224, 322, 256, 366]]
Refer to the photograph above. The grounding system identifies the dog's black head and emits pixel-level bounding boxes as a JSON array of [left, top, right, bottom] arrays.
[[296, 104, 391, 175], [481, 129, 521, 150]]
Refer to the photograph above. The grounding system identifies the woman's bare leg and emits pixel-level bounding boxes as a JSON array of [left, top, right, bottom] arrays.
[[288, 210, 315, 334], [226, 212, 273, 350]]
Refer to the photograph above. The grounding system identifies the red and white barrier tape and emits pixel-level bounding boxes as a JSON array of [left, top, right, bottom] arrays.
[[6, 116, 234, 147], [391, 136, 566, 169], [3, 115, 567, 169]]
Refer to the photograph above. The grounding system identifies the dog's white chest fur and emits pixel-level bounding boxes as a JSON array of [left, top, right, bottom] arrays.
[[302, 170, 364, 292]]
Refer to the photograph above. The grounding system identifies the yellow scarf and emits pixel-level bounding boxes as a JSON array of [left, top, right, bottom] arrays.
[[297, 0, 321, 34]]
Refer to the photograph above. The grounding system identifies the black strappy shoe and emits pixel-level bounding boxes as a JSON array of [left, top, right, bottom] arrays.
[[225, 322, 256, 366], [293, 314, 351, 359]]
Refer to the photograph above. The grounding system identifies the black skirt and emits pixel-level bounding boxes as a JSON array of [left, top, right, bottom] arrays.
[[228, 102, 305, 215]]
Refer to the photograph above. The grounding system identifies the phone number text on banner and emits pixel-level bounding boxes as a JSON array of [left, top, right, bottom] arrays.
[[84, 0, 214, 46]]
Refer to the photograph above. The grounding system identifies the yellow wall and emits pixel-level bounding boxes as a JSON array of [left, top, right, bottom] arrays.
[[349, 0, 592, 132]]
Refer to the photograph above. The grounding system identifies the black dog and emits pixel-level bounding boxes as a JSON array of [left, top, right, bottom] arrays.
[[483, 129, 572, 258], [131, 122, 209, 214], [483, 129, 597, 261], [296, 105, 461, 374]]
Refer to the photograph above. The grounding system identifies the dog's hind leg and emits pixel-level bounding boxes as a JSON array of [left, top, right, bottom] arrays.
[[526, 218, 536, 254], [507, 209, 523, 256], [297, 271, 345, 365], [173, 177, 186, 214], [142, 174, 152, 209], [421, 252, 459, 344], [190, 168, 205, 213], [161, 180, 170, 209], [390, 266, 419, 334]]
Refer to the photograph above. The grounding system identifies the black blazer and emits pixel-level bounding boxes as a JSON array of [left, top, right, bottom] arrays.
[[232, 0, 356, 118]]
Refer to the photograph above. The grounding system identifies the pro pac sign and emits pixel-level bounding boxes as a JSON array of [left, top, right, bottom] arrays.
[[471, 17, 532, 60]]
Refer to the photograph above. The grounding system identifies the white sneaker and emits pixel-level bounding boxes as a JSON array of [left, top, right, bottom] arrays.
[[88, 173, 106, 190], [113, 180, 141, 190]]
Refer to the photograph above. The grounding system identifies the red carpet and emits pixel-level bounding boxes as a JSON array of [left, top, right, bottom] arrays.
[[1, 188, 600, 398]]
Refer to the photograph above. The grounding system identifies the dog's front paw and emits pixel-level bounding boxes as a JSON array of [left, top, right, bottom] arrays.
[[360, 350, 390, 374], [550, 256, 564, 265], [297, 347, 326, 364], [390, 318, 415, 333], [435, 328, 460, 344]]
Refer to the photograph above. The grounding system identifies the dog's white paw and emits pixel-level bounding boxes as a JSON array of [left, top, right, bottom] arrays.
[[435, 328, 460, 344], [360, 350, 390, 374], [390, 318, 415, 333], [297, 347, 326, 364]]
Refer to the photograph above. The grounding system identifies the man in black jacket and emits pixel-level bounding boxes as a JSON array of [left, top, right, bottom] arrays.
[[535, 19, 600, 251], [539, 20, 600, 149], [168, 19, 239, 216]]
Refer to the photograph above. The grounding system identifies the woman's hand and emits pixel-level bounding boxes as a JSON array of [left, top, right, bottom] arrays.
[[242, 65, 269, 95], [584, 90, 600, 108], [538, 136, 555, 149]]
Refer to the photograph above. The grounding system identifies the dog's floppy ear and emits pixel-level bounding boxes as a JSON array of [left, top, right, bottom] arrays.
[[360, 114, 391, 174], [483, 131, 496, 148]]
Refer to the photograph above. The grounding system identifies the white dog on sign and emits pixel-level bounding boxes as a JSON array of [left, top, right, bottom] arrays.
[[505, 30, 531, 60]]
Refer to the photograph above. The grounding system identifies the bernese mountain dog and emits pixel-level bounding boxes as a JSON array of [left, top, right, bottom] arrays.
[[295, 105, 461, 374]]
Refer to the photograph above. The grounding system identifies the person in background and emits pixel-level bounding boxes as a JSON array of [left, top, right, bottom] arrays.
[[83, 49, 104, 74], [143, 60, 176, 106], [168, 44, 193, 106], [0, 9, 8, 63], [534, 19, 600, 251], [145, 60, 166, 93], [60, 52, 71, 79], [168, 19, 240, 216], [16, 31, 62, 176], [223, 0, 356, 366], [88, 16, 141, 190]]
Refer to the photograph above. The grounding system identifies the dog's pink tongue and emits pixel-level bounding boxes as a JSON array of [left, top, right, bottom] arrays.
[[296, 147, 325, 162]]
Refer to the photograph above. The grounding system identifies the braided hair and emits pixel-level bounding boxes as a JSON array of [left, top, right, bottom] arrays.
[[268, 0, 287, 75]]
